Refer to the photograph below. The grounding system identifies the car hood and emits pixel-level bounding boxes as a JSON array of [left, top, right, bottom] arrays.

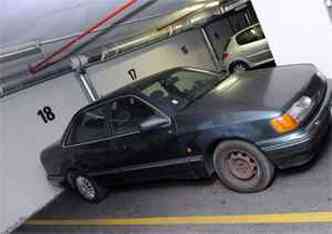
[[180, 64, 319, 117]]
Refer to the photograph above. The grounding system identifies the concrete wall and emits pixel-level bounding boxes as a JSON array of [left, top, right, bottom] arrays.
[[87, 29, 218, 96], [251, 0, 332, 77], [1, 74, 89, 232]]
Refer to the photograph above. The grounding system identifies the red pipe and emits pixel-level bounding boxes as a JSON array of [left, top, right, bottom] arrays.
[[30, 0, 138, 74]]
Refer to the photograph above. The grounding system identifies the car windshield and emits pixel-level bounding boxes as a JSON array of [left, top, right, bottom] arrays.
[[137, 69, 227, 111]]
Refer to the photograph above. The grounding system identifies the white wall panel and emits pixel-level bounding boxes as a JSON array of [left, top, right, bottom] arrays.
[[251, 0, 332, 77], [1, 73, 89, 232], [87, 29, 217, 96]]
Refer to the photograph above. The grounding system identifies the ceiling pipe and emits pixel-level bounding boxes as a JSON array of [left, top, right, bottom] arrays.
[[0, 41, 42, 63], [101, 1, 222, 61], [29, 0, 138, 74], [71, 55, 99, 102], [222, 0, 249, 12]]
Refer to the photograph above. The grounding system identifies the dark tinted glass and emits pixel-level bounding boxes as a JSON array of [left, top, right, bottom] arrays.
[[110, 97, 157, 136], [254, 25, 265, 40], [138, 70, 223, 111], [236, 25, 265, 45], [68, 107, 108, 145]]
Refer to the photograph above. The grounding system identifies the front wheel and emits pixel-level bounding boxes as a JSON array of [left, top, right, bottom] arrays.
[[213, 140, 275, 193], [72, 173, 108, 203]]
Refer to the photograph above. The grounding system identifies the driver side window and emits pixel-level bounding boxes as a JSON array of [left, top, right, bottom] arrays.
[[109, 96, 160, 136]]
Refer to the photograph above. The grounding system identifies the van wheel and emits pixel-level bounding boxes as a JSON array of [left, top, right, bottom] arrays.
[[230, 62, 250, 73], [71, 172, 108, 203], [213, 140, 275, 193]]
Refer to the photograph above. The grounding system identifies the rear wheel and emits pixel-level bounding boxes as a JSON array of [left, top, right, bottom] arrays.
[[70, 172, 108, 203], [229, 61, 250, 73], [213, 140, 275, 193]]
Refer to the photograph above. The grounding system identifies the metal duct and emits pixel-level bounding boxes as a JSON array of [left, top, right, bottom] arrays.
[[222, 0, 249, 12], [101, 1, 222, 61], [0, 41, 42, 63], [101, 29, 170, 61]]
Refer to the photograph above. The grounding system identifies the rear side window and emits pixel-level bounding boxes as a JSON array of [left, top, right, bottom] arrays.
[[67, 106, 109, 145], [236, 25, 265, 45]]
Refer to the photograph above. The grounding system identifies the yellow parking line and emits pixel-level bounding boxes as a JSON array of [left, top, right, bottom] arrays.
[[27, 212, 332, 226]]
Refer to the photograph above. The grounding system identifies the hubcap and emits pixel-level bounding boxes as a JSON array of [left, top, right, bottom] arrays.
[[76, 176, 96, 200], [226, 151, 258, 180]]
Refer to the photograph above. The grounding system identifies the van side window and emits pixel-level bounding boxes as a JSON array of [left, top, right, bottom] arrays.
[[67, 107, 109, 145], [236, 25, 265, 45]]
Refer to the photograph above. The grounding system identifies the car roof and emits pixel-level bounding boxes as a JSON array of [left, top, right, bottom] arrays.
[[79, 66, 219, 112]]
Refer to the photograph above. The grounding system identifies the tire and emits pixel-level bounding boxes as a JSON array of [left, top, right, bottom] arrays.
[[71, 172, 108, 203], [229, 61, 250, 74], [66, 171, 76, 190], [213, 140, 275, 193]]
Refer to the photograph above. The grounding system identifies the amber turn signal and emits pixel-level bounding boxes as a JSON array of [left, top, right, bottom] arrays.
[[271, 114, 299, 134]]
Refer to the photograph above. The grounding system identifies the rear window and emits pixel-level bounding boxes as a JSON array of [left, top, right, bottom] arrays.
[[236, 25, 265, 45]]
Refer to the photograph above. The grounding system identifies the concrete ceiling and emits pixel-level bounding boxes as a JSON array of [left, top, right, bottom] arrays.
[[0, 0, 211, 49]]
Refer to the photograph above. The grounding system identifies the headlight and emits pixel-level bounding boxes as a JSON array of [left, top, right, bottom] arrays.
[[287, 96, 313, 122], [271, 96, 313, 134]]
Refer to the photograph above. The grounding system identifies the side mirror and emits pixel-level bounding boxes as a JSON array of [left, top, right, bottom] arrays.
[[139, 116, 170, 132]]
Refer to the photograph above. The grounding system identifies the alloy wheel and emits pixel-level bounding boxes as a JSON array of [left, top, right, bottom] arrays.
[[76, 176, 96, 201]]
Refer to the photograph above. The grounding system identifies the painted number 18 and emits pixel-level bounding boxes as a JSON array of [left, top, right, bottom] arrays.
[[38, 106, 56, 124]]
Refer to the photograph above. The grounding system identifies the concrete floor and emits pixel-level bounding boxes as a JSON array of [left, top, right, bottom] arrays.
[[12, 78, 332, 234]]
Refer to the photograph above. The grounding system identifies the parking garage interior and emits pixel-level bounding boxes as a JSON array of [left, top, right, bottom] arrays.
[[1, 0, 332, 233]]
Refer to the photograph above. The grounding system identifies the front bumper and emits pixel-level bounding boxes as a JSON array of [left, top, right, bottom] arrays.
[[257, 87, 332, 169]]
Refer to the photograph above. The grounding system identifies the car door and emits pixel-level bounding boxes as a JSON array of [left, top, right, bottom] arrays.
[[107, 95, 192, 183], [64, 104, 126, 185]]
